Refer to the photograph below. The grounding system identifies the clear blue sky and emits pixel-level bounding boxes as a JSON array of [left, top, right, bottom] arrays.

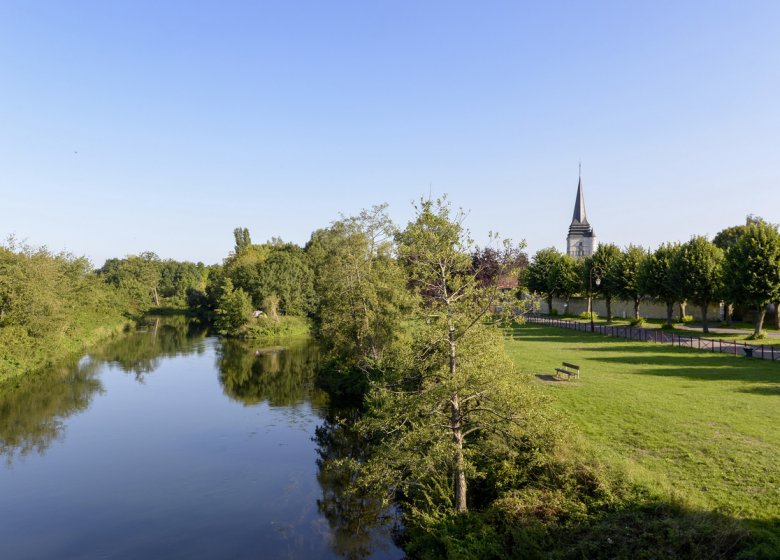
[[2, 1, 778, 266]]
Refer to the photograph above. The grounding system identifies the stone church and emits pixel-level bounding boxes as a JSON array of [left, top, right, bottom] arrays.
[[566, 172, 597, 258]]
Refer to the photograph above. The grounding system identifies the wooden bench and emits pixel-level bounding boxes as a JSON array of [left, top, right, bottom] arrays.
[[555, 362, 580, 381]]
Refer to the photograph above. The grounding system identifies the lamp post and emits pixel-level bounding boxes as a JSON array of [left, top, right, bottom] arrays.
[[589, 265, 602, 333]]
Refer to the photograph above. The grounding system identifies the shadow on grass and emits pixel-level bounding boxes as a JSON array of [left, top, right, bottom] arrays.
[[509, 325, 780, 385]]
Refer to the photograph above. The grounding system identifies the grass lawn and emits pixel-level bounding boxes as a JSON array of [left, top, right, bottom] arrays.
[[548, 315, 780, 346], [504, 323, 780, 529]]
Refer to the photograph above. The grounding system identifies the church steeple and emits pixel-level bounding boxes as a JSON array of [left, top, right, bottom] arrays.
[[566, 166, 596, 258], [571, 173, 588, 225]]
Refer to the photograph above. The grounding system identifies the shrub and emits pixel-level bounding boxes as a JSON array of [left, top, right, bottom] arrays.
[[681, 315, 694, 324], [747, 331, 767, 340], [549, 308, 559, 316], [629, 317, 646, 327], [579, 311, 598, 320]]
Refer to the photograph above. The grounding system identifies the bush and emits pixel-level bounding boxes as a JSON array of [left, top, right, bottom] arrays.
[[579, 311, 598, 320], [549, 308, 558, 316], [681, 315, 694, 324], [629, 317, 646, 327], [747, 331, 767, 340]]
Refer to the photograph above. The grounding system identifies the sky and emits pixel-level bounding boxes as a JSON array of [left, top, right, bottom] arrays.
[[1, 1, 779, 266]]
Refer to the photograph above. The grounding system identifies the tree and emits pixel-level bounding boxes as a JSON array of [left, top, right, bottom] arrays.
[[612, 245, 648, 319], [523, 248, 562, 314], [637, 243, 681, 327], [671, 236, 724, 333], [374, 197, 529, 514], [214, 278, 253, 336], [586, 243, 621, 322], [723, 221, 780, 335], [307, 205, 411, 394], [233, 227, 252, 254], [549, 254, 582, 310], [714, 215, 773, 326]]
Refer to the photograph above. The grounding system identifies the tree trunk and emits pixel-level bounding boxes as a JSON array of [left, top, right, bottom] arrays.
[[665, 301, 674, 327], [679, 301, 686, 321], [774, 302, 780, 330], [605, 296, 612, 323], [701, 303, 709, 333], [151, 286, 160, 307], [449, 324, 467, 514], [755, 304, 766, 336], [633, 297, 640, 320], [724, 302, 732, 326], [547, 296, 553, 315]]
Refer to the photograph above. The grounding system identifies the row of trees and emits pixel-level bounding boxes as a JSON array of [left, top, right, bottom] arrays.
[[524, 217, 780, 335]]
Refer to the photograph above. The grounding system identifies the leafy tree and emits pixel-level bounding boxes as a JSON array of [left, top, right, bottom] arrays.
[[550, 253, 582, 309], [723, 221, 780, 335], [714, 215, 775, 327], [307, 205, 411, 395], [671, 236, 724, 333], [637, 243, 681, 327], [612, 245, 648, 319], [256, 244, 315, 316], [214, 278, 253, 336], [370, 197, 531, 514], [523, 248, 562, 314], [233, 227, 252, 254], [99, 252, 162, 309], [586, 243, 621, 322]]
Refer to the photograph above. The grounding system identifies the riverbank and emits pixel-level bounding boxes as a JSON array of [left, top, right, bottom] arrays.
[[0, 317, 134, 386]]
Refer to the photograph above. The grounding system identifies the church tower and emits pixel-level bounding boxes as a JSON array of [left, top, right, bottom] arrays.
[[566, 169, 597, 258]]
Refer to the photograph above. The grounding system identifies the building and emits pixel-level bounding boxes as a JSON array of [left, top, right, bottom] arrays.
[[566, 171, 597, 258]]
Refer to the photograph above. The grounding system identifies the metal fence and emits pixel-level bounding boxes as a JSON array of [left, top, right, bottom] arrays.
[[525, 315, 779, 361]]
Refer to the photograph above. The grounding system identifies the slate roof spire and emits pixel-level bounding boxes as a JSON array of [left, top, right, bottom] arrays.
[[568, 165, 594, 238]]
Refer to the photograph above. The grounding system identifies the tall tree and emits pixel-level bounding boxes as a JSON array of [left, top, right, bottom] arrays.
[[714, 215, 773, 326], [671, 236, 724, 333], [382, 197, 527, 514], [586, 243, 621, 322], [612, 245, 648, 319], [550, 253, 583, 311], [723, 221, 780, 335], [233, 227, 252, 254], [522, 247, 561, 314], [307, 205, 410, 392], [637, 243, 681, 327]]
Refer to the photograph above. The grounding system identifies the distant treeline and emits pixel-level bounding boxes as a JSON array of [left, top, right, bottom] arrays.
[[523, 215, 780, 336], [0, 243, 209, 383]]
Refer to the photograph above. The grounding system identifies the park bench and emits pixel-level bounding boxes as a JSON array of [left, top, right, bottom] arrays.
[[555, 362, 580, 381]]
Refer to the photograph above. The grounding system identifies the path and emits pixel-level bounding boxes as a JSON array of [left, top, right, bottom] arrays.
[[525, 316, 780, 362]]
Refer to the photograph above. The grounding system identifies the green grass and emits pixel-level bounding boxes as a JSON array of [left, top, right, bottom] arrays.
[[504, 323, 780, 529], [557, 315, 780, 346]]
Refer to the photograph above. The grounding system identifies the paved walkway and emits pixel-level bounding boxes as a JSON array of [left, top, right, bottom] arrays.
[[676, 324, 780, 338], [525, 316, 780, 362]]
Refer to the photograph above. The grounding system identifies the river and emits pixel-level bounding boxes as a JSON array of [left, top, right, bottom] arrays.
[[0, 317, 402, 559]]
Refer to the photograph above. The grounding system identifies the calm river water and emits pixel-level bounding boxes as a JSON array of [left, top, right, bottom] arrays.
[[0, 317, 401, 559]]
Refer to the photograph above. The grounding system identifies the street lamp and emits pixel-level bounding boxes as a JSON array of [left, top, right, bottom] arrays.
[[589, 265, 602, 333]]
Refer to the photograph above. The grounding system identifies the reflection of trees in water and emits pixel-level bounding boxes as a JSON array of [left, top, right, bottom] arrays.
[[0, 316, 207, 462], [217, 338, 327, 408], [0, 358, 103, 463], [314, 409, 399, 560], [90, 315, 207, 381]]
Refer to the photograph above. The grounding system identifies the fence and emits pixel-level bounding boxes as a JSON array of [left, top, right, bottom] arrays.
[[525, 315, 779, 362]]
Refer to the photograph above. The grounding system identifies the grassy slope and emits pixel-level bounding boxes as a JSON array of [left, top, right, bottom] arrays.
[[504, 324, 780, 527]]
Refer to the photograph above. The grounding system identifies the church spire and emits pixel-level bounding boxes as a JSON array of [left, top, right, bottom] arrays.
[[566, 166, 596, 258], [571, 170, 588, 225]]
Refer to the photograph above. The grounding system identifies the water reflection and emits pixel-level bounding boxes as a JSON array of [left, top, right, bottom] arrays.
[[314, 409, 399, 560], [0, 318, 401, 558], [91, 315, 207, 380], [0, 357, 103, 463], [217, 338, 327, 409]]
